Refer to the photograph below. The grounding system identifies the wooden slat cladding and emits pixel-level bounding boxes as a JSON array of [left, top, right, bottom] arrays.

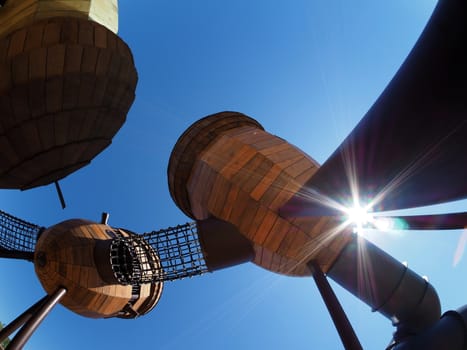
[[0, 17, 137, 189], [168, 111, 264, 218], [34, 219, 163, 318], [170, 112, 352, 276], [0, 0, 118, 39]]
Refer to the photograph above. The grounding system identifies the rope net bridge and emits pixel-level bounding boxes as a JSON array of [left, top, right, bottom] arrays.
[[110, 223, 209, 285], [0, 210, 208, 283], [0, 210, 43, 259]]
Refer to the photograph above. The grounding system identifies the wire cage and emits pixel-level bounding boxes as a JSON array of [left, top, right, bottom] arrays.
[[0, 210, 42, 253], [110, 222, 208, 285]]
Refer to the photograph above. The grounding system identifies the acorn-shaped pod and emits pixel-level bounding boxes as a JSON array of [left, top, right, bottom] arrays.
[[168, 112, 352, 276], [0, 1, 137, 189], [34, 219, 163, 319]]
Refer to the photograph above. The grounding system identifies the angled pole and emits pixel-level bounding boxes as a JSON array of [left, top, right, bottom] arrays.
[[7, 288, 66, 350], [54, 181, 66, 209], [0, 295, 49, 343], [308, 260, 362, 350]]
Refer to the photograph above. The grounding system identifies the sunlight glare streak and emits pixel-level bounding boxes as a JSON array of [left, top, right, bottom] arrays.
[[453, 229, 467, 267]]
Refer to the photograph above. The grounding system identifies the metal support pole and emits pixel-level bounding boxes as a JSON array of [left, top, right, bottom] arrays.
[[54, 181, 66, 209], [308, 260, 363, 350], [7, 288, 66, 350], [101, 212, 110, 225], [0, 295, 49, 343]]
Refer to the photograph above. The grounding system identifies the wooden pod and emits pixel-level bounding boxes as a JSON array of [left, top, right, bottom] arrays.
[[0, 17, 137, 189], [168, 112, 352, 276], [34, 219, 163, 319], [0, 0, 118, 38]]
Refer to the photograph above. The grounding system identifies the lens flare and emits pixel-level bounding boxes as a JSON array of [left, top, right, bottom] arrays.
[[344, 203, 374, 233]]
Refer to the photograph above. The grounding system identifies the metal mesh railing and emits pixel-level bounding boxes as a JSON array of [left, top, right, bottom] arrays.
[[0, 210, 42, 252], [110, 222, 208, 285]]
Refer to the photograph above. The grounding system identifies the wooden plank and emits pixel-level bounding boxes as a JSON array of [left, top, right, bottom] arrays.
[[217, 125, 253, 138], [54, 109, 69, 146], [36, 113, 54, 149], [252, 135, 285, 151], [266, 146, 304, 164], [237, 199, 260, 235], [24, 21, 44, 51], [106, 29, 117, 50], [268, 174, 303, 210], [284, 156, 316, 178], [10, 85, 30, 122], [46, 77, 63, 113], [207, 175, 230, 214], [62, 75, 80, 109], [276, 154, 304, 169], [259, 170, 291, 206], [234, 128, 268, 143], [64, 45, 83, 73], [77, 75, 96, 107], [8, 29, 27, 58], [66, 110, 85, 142], [95, 49, 111, 75], [230, 153, 267, 191], [42, 20, 61, 46], [61, 17, 79, 44], [219, 144, 256, 179], [92, 76, 108, 106], [46, 44, 66, 78], [19, 121, 42, 157], [187, 161, 218, 219], [259, 141, 291, 156], [11, 52, 29, 86], [257, 246, 274, 271], [295, 163, 319, 184], [252, 209, 277, 245], [78, 17, 95, 46], [269, 251, 284, 273], [28, 79, 46, 118], [250, 164, 282, 201], [225, 189, 251, 228], [28, 46, 47, 80], [0, 135, 20, 166], [0, 36, 11, 61], [219, 185, 239, 219], [0, 95, 15, 131], [276, 226, 308, 258], [81, 46, 99, 73], [262, 216, 293, 253], [94, 24, 107, 48]]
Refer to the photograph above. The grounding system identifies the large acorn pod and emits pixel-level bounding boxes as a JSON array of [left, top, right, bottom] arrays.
[[168, 112, 352, 276], [34, 219, 163, 319], [0, 16, 137, 189]]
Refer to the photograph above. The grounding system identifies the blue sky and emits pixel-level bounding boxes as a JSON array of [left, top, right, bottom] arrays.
[[2, 0, 467, 349]]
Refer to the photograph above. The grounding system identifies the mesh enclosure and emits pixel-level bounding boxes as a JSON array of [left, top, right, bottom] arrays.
[[110, 222, 208, 285], [0, 210, 42, 252]]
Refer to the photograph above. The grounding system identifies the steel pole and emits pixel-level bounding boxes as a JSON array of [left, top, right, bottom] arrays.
[[0, 295, 49, 343], [309, 261, 362, 350], [8, 288, 66, 350]]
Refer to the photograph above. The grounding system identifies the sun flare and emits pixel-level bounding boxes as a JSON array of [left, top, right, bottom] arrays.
[[344, 204, 374, 233]]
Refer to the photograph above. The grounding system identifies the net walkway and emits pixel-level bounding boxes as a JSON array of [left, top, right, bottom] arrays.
[[110, 222, 208, 285], [0, 210, 42, 253]]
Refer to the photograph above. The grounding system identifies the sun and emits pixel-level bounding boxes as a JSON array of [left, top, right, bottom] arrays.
[[344, 203, 374, 233]]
